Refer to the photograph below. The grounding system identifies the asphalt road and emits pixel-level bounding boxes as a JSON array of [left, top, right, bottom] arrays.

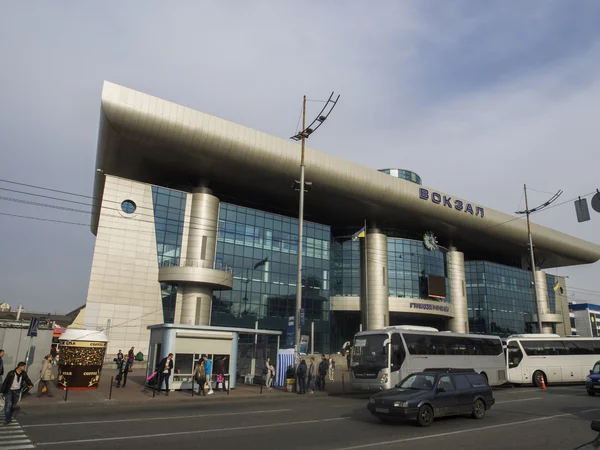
[[8, 385, 600, 450]]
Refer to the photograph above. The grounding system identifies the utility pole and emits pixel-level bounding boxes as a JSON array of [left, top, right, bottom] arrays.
[[523, 185, 543, 334], [294, 95, 307, 357], [516, 185, 562, 334], [290, 92, 340, 356]]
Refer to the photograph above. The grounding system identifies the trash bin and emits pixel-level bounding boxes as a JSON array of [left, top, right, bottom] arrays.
[[286, 378, 294, 392]]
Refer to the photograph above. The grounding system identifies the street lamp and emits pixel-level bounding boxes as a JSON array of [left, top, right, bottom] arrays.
[[290, 92, 339, 356], [516, 185, 562, 333]]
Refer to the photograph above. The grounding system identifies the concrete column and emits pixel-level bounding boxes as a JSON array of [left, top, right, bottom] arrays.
[[364, 230, 389, 330], [535, 270, 553, 334], [179, 285, 213, 325], [447, 249, 469, 334], [186, 188, 220, 268]]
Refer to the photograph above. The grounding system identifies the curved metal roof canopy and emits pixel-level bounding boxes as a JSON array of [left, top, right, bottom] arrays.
[[91, 81, 600, 269]]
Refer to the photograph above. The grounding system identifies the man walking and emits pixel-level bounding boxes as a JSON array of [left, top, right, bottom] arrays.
[[157, 353, 174, 395], [318, 355, 328, 391], [1, 362, 33, 424], [37, 355, 54, 397]]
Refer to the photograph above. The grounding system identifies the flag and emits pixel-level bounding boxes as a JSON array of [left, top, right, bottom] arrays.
[[253, 257, 268, 270], [553, 281, 561, 292], [352, 226, 366, 241]]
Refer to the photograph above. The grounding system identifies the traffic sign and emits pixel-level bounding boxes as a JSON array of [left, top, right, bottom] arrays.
[[27, 317, 40, 337]]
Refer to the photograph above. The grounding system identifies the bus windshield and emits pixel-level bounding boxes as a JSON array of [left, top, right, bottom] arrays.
[[353, 334, 388, 369]]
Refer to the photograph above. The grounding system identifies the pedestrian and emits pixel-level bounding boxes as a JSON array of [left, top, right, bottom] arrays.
[[328, 354, 335, 381], [346, 348, 351, 371], [193, 359, 207, 396], [0, 361, 33, 424], [156, 353, 174, 395], [318, 355, 328, 391], [308, 357, 316, 394], [37, 355, 54, 397], [115, 353, 128, 388], [297, 359, 307, 394], [264, 357, 274, 390], [204, 355, 214, 395], [50, 346, 58, 366], [214, 356, 227, 391], [117, 349, 124, 360], [127, 347, 135, 372], [0, 349, 4, 386]]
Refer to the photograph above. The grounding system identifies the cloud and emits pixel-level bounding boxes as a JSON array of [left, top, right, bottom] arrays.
[[1, 1, 600, 311]]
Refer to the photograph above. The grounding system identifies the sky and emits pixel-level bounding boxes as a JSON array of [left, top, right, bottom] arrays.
[[0, 1, 599, 313]]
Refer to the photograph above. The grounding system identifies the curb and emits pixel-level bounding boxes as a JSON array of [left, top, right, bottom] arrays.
[[19, 390, 301, 412]]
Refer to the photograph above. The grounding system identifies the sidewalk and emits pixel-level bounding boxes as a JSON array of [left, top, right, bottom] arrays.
[[19, 369, 292, 411]]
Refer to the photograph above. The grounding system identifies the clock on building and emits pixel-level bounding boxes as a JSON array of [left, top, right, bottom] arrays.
[[423, 231, 439, 251]]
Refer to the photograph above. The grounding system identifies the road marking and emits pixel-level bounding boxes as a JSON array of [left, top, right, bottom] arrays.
[[580, 408, 600, 414], [23, 408, 291, 428], [495, 397, 542, 404], [0, 421, 35, 449], [35, 417, 349, 446], [330, 413, 573, 450]]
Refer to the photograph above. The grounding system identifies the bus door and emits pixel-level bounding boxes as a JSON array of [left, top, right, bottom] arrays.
[[390, 333, 405, 377], [506, 341, 524, 383]]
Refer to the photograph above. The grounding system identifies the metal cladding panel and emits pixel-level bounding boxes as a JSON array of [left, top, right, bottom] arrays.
[[366, 232, 389, 330], [92, 81, 600, 268], [447, 250, 468, 333]]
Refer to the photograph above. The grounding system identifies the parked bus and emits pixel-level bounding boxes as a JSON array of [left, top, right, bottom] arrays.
[[505, 334, 600, 386], [350, 326, 506, 392]]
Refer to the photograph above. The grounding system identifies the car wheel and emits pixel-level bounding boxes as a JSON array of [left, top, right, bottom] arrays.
[[472, 399, 485, 419], [417, 404, 434, 427], [532, 371, 546, 388], [588, 390, 596, 396]]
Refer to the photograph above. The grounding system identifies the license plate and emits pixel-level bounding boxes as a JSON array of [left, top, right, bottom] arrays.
[[375, 407, 389, 414]]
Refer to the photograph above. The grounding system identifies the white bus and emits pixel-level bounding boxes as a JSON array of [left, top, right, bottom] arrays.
[[505, 334, 600, 386], [350, 326, 507, 392]]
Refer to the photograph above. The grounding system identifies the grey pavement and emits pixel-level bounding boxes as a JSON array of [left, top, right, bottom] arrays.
[[7, 384, 600, 450]]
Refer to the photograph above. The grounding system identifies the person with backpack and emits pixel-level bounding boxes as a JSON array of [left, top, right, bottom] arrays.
[[0, 362, 33, 424], [318, 354, 329, 391], [297, 359, 307, 394]]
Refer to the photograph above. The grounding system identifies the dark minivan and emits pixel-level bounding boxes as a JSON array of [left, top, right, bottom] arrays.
[[367, 368, 495, 427]]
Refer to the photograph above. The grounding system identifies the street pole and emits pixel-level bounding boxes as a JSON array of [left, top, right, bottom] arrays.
[[364, 218, 369, 331], [524, 184, 543, 334], [295, 95, 307, 356]]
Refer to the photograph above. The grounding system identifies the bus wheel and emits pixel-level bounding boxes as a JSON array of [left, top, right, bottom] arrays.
[[532, 371, 546, 388], [480, 372, 488, 385]]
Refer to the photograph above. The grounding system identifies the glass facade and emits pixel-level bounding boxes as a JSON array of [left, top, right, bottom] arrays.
[[378, 168, 422, 185], [466, 261, 536, 336], [151, 186, 187, 323], [388, 238, 449, 302], [332, 237, 361, 296], [212, 202, 332, 351]]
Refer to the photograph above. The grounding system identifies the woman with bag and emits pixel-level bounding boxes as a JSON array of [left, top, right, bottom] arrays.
[[37, 355, 54, 397], [214, 356, 227, 391], [193, 359, 207, 396]]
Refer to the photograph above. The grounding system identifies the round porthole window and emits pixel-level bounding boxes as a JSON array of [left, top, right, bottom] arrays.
[[121, 200, 137, 214]]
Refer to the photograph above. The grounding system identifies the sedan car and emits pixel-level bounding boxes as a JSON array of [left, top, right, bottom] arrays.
[[586, 361, 600, 396], [367, 368, 495, 427]]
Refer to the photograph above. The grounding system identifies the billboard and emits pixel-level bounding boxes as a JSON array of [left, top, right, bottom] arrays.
[[57, 340, 108, 390]]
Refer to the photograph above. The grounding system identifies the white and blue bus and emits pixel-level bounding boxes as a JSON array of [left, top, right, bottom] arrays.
[[350, 326, 506, 392]]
